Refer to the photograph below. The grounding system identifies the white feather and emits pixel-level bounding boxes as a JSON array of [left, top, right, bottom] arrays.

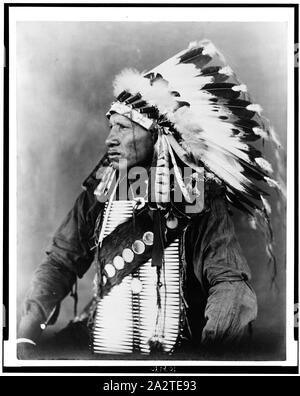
[[154, 133, 170, 206], [113, 68, 149, 97], [261, 195, 272, 215], [247, 104, 263, 115], [113, 68, 178, 115], [181, 136, 250, 192], [219, 66, 234, 76], [264, 176, 279, 189], [264, 176, 286, 198], [255, 157, 273, 174], [188, 41, 198, 49], [201, 151, 248, 192], [232, 84, 247, 92], [253, 127, 269, 140], [205, 172, 222, 184], [165, 136, 192, 202], [201, 40, 226, 63]]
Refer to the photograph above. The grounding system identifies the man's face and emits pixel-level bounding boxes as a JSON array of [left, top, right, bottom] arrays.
[[105, 113, 154, 170]]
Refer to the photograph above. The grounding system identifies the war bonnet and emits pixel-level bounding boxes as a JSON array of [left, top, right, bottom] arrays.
[[104, 39, 285, 275]]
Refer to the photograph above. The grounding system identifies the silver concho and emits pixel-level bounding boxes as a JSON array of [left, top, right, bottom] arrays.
[[166, 216, 178, 229], [142, 231, 154, 246], [113, 255, 125, 270], [132, 240, 145, 255], [104, 264, 116, 278], [122, 248, 134, 263]]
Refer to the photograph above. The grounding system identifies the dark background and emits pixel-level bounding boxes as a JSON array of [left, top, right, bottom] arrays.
[[16, 22, 287, 360]]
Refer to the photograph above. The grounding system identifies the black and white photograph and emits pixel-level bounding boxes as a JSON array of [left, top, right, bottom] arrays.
[[2, 2, 298, 376]]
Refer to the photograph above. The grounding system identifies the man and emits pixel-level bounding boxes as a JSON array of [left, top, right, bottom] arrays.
[[18, 40, 280, 359]]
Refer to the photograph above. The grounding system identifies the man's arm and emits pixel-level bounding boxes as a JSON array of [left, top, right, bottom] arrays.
[[18, 188, 103, 345], [192, 187, 257, 346]]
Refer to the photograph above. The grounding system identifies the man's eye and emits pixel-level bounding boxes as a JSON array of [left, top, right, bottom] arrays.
[[108, 124, 129, 129]]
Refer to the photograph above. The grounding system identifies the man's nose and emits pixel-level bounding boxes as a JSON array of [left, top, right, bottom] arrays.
[[105, 127, 120, 147]]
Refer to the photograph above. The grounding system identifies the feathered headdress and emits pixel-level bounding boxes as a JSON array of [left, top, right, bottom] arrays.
[[105, 39, 285, 277]]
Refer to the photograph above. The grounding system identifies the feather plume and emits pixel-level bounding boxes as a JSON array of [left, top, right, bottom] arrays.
[[246, 104, 263, 115], [253, 127, 269, 140], [113, 68, 148, 97], [165, 136, 193, 203], [265, 176, 286, 198], [219, 65, 234, 76], [255, 157, 273, 174], [154, 130, 170, 208], [261, 195, 272, 215], [232, 84, 248, 92]]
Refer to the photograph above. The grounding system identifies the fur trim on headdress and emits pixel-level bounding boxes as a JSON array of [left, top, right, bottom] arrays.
[[113, 68, 178, 115]]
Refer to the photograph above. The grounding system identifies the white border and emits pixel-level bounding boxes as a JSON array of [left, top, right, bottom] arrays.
[[3, 4, 298, 369], [6, 5, 298, 22]]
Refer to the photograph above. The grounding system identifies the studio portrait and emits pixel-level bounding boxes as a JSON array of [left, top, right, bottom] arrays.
[[15, 19, 287, 362]]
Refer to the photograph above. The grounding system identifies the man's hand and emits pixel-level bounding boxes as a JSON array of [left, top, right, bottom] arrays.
[[201, 281, 257, 346]]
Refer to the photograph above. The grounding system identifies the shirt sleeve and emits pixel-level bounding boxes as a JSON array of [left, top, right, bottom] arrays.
[[18, 189, 103, 341], [191, 188, 258, 345]]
